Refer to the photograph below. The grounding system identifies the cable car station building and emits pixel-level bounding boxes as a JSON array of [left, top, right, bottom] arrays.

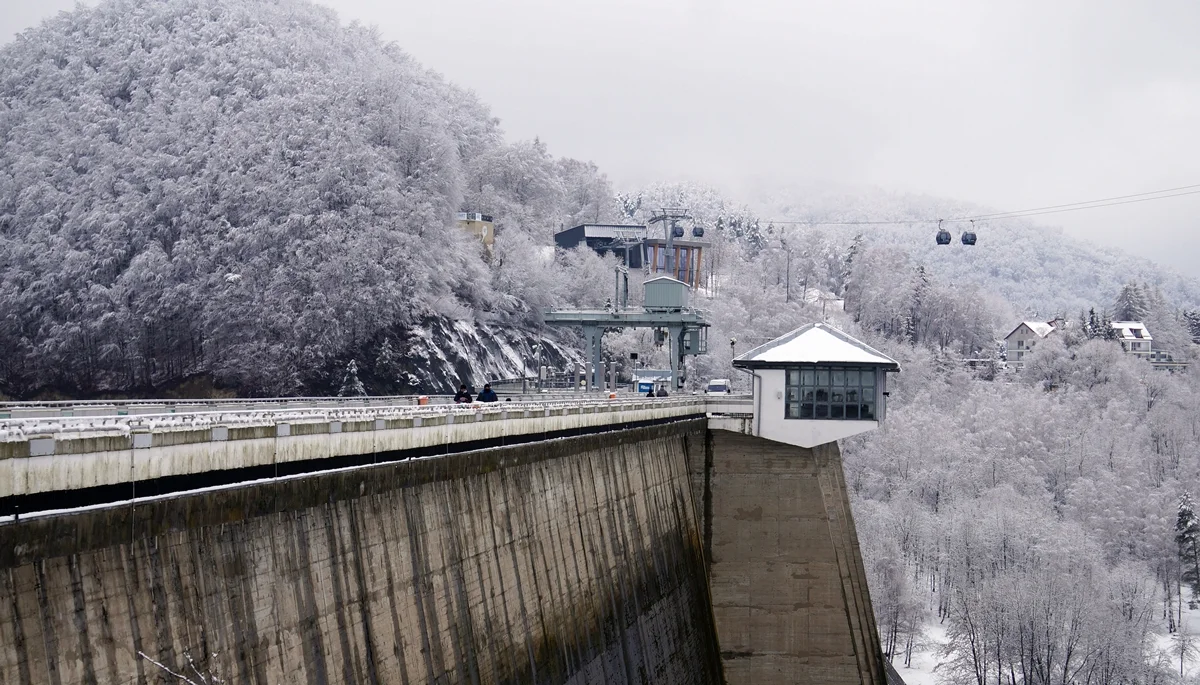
[[553, 223, 709, 288]]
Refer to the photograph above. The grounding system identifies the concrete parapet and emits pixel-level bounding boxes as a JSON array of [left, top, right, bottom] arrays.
[[0, 400, 706, 503]]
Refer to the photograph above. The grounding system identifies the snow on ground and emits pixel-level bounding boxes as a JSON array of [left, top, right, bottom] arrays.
[[889, 621, 947, 685], [888, 600, 1200, 685], [1152, 600, 1200, 679]]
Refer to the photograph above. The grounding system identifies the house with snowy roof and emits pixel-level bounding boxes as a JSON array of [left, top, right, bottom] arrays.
[[732, 322, 900, 448], [1003, 321, 1057, 366], [1111, 321, 1153, 358]]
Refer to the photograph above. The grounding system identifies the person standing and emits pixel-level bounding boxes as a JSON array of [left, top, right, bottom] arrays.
[[453, 384, 472, 403], [478, 384, 499, 402]]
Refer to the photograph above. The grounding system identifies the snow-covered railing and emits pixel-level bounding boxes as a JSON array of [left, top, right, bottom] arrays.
[[0, 394, 446, 420], [0, 396, 707, 446], [0, 397, 710, 505], [0, 391, 642, 419]]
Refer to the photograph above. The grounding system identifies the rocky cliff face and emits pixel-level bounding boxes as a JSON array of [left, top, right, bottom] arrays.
[[395, 318, 578, 394]]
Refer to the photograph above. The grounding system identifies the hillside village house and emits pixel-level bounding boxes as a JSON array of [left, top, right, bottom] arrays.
[[1004, 318, 1186, 371], [456, 212, 495, 255], [1004, 320, 1057, 366], [1111, 321, 1152, 358]]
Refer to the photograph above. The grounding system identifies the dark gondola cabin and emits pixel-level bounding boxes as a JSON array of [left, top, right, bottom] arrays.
[[961, 231, 977, 245], [936, 229, 952, 245], [732, 323, 900, 448]]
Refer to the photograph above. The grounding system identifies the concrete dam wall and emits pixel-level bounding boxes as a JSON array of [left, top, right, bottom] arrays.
[[0, 420, 723, 684]]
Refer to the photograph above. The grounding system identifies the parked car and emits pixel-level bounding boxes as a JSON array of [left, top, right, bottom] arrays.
[[704, 378, 731, 395]]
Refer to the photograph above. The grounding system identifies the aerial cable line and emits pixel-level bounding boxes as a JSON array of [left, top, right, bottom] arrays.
[[763, 182, 1200, 227], [953, 182, 1200, 220], [949, 189, 1200, 221]]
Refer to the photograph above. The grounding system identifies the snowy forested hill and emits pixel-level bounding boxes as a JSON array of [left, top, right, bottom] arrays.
[[0, 0, 615, 398], [843, 328, 1200, 684]]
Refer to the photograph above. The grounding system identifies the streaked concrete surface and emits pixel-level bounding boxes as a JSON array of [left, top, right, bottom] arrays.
[[0, 421, 723, 684]]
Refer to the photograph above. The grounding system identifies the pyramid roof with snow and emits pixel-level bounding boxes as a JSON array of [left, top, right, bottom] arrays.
[[733, 323, 900, 369]]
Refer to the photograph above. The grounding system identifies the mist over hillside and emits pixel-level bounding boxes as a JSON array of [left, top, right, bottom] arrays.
[[750, 185, 1200, 317]]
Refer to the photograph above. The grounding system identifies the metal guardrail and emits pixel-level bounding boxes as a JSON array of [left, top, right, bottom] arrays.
[[0, 395, 447, 419], [0, 397, 709, 443], [0, 387, 649, 418]]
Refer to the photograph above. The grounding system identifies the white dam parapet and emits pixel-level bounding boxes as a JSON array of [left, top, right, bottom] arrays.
[[0, 398, 709, 498]]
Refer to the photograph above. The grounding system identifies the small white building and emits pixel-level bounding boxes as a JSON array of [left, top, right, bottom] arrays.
[[1004, 321, 1056, 366], [1111, 321, 1152, 357], [732, 323, 900, 449]]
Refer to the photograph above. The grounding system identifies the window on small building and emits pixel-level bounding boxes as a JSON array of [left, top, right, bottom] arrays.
[[1132, 329, 1143, 339], [785, 366, 876, 421], [1016, 340, 1025, 349]]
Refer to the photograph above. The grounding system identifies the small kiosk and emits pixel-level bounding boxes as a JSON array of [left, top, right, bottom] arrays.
[[732, 323, 900, 448]]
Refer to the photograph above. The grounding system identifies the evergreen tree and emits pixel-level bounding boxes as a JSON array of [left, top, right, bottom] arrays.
[[904, 265, 929, 344], [1113, 282, 1150, 322], [1177, 493, 1200, 599], [1085, 307, 1101, 339], [1186, 310, 1200, 343], [1100, 310, 1118, 340], [337, 359, 366, 397], [840, 233, 864, 298], [374, 338, 401, 391]]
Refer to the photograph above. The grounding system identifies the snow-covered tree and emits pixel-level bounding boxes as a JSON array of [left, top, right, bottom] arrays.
[[1178, 493, 1200, 599], [1114, 282, 1151, 322], [337, 359, 366, 397]]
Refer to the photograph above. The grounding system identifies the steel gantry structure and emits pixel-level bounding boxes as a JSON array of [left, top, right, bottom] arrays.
[[544, 276, 709, 391]]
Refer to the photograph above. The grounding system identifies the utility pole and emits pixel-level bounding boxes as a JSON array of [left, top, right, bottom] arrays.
[[782, 237, 791, 303]]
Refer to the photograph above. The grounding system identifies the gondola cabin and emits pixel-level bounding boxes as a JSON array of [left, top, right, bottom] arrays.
[[732, 323, 900, 448]]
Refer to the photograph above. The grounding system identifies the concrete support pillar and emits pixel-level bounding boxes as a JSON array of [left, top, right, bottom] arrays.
[[668, 324, 684, 390], [699, 430, 886, 685], [582, 325, 603, 391], [608, 361, 618, 391]]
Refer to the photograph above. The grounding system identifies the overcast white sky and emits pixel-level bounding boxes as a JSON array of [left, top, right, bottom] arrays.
[[6, 0, 1200, 276]]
